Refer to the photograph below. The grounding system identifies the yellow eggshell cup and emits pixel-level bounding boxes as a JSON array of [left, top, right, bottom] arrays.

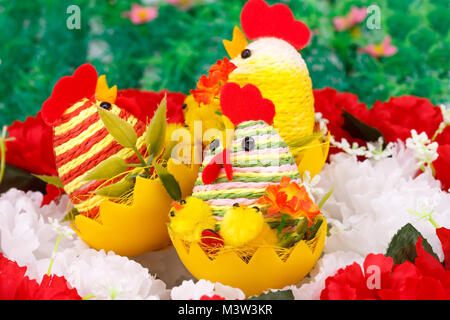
[[72, 159, 199, 257], [170, 217, 327, 297], [295, 132, 331, 178]]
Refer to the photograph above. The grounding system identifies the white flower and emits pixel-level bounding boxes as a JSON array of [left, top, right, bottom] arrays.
[[365, 137, 396, 160], [37, 247, 169, 300], [315, 112, 329, 136], [408, 197, 439, 228], [171, 279, 245, 300], [289, 251, 364, 300], [317, 142, 450, 260], [433, 104, 450, 138], [330, 136, 367, 157], [301, 171, 323, 203], [0, 189, 72, 279], [331, 136, 395, 161], [440, 104, 450, 125], [405, 129, 439, 168], [48, 217, 75, 239]]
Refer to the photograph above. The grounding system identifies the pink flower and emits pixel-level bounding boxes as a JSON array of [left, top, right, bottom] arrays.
[[333, 6, 367, 31], [128, 4, 158, 25], [359, 36, 398, 59]]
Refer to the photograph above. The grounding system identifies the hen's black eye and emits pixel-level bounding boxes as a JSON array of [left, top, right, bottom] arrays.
[[233, 203, 240, 207], [169, 210, 175, 217], [252, 206, 260, 212], [182, 103, 187, 109], [241, 49, 251, 59], [242, 137, 255, 152], [100, 102, 111, 110], [180, 199, 186, 205], [209, 139, 220, 152]]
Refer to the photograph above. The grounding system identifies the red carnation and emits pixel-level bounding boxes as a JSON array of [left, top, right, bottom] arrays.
[[116, 89, 186, 125], [313, 87, 370, 155], [6, 112, 57, 177], [199, 294, 226, 300], [321, 228, 450, 300], [5, 112, 63, 206], [367, 96, 443, 143], [0, 253, 81, 300], [434, 145, 450, 191]]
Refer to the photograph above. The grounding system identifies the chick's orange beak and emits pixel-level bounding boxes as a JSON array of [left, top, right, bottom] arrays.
[[172, 201, 184, 211], [223, 26, 248, 59]]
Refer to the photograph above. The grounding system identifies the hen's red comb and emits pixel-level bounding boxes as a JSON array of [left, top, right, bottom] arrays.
[[241, 0, 311, 50], [220, 82, 275, 126], [41, 64, 98, 126]]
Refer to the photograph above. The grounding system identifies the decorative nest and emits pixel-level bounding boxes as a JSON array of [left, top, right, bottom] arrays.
[[170, 216, 327, 297], [71, 160, 199, 257]]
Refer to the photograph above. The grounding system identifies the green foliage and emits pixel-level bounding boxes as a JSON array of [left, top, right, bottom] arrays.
[[386, 223, 439, 265], [0, 0, 447, 128], [247, 289, 294, 300]]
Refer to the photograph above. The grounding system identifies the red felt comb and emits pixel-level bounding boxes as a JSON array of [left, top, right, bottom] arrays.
[[241, 0, 311, 50], [41, 64, 98, 126], [220, 82, 275, 126]]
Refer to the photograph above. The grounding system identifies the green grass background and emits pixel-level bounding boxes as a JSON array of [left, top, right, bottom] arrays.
[[0, 0, 448, 127]]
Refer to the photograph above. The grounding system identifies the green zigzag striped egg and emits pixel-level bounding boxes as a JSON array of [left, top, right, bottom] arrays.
[[192, 120, 300, 218]]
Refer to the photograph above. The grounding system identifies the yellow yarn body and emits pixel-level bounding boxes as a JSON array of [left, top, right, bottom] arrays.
[[228, 37, 315, 155]]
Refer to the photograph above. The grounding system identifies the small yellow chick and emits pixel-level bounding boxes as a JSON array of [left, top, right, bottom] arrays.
[[183, 95, 234, 148], [220, 205, 277, 248], [168, 197, 217, 242]]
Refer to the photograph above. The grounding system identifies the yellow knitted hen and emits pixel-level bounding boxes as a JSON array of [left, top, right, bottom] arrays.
[[189, 0, 315, 157]]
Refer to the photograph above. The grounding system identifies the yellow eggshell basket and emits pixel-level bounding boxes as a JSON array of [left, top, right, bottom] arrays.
[[295, 132, 331, 177], [72, 159, 199, 257], [170, 217, 327, 297]]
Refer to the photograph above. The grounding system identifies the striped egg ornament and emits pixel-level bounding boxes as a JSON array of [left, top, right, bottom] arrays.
[[53, 99, 147, 218], [192, 120, 300, 218]]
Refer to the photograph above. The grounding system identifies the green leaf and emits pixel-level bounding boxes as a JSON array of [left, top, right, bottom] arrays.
[[318, 188, 334, 209], [95, 179, 134, 198], [84, 157, 129, 181], [308, 217, 324, 240], [162, 141, 177, 161], [341, 110, 383, 143], [247, 289, 294, 300], [33, 174, 64, 188], [61, 208, 79, 223], [386, 223, 439, 264], [1, 164, 46, 194], [145, 96, 167, 158], [153, 162, 182, 201], [295, 217, 308, 239], [97, 106, 137, 148]]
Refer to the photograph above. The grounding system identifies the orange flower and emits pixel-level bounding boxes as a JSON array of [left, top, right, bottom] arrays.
[[191, 57, 237, 105], [258, 176, 320, 225]]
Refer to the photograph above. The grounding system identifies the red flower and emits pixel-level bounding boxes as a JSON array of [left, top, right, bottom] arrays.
[[313, 87, 370, 155], [321, 228, 450, 300], [434, 145, 450, 191], [437, 227, 450, 270], [41, 184, 65, 206], [191, 57, 237, 105], [199, 294, 226, 300], [5, 112, 64, 206], [0, 253, 81, 300], [367, 96, 443, 143], [116, 89, 186, 125], [6, 112, 57, 177], [257, 176, 320, 224]]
